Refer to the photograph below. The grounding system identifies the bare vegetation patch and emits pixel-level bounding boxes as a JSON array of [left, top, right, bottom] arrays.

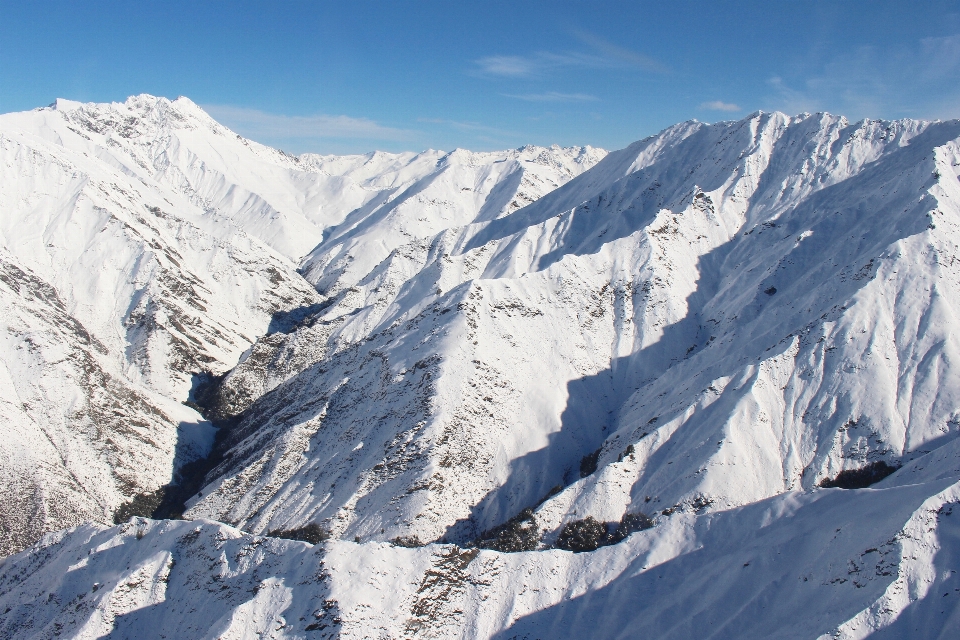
[[819, 461, 900, 489], [556, 512, 654, 553], [267, 523, 330, 545]]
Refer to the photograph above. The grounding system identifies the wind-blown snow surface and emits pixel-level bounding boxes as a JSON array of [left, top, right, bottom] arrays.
[[3, 98, 960, 637], [0, 95, 601, 556]]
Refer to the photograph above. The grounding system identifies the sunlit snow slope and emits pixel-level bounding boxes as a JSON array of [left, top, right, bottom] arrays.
[[4, 474, 960, 639], [2, 97, 960, 638], [188, 113, 960, 549], [0, 95, 601, 556]]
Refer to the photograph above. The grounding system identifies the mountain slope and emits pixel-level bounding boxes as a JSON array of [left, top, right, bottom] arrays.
[[0, 95, 599, 555], [3, 471, 959, 638], [3, 98, 960, 638], [0, 251, 203, 557], [0, 109, 310, 552], [185, 112, 960, 551]]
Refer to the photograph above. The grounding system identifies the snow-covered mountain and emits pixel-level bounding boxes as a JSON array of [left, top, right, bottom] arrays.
[[186, 112, 960, 549], [2, 96, 960, 638], [0, 95, 602, 557]]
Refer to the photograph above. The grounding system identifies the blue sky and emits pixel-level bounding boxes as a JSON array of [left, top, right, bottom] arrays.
[[3, 1, 960, 154]]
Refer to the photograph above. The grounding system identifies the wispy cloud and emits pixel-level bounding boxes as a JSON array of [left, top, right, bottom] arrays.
[[765, 33, 960, 120], [418, 117, 521, 139], [417, 117, 525, 149], [202, 104, 416, 141], [572, 30, 669, 73], [699, 100, 741, 112], [766, 76, 822, 115], [474, 55, 540, 78], [473, 34, 665, 79], [474, 52, 612, 78], [918, 33, 960, 82], [503, 91, 599, 102]]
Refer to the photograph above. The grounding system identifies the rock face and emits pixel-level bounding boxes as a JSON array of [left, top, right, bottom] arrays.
[[3, 97, 960, 638]]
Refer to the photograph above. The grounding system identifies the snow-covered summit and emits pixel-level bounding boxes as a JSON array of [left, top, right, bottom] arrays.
[[14, 94, 605, 262]]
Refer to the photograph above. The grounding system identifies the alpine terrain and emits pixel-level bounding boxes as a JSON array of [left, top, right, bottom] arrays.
[[1, 95, 959, 638]]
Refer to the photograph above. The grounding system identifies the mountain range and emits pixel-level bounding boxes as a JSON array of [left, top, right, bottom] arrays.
[[1, 95, 958, 638]]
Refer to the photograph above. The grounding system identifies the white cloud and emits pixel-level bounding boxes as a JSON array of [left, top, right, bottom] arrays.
[[473, 36, 665, 79], [474, 55, 541, 78], [572, 30, 668, 73], [418, 117, 520, 139], [765, 33, 960, 120], [202, 104, 416, 141], [918, 33, 960, 81], [699, 100, 741, 112], [474, 52, 609, 78], [504, 92, 600, 102], [416, 118, 536, 149]]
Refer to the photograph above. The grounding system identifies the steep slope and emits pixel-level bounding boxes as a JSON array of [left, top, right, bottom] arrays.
[[185, 112, 960, 553], [4, 100, 960, 639], [6, 95, 603, 266], [0, 251, 205, 557], [299, 144, 607, 298], [0, 97, 326, 398], [3, 469, 959, 638], [0, 103, 317, 554], [0, 95, 604, 556]]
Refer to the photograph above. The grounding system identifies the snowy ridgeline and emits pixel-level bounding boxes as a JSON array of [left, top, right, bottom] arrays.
[[2, 95, 960, 637], [3, 474, 959, 638]]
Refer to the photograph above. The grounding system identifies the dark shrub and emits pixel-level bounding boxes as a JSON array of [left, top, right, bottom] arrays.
[[557, 512, 654, 552], [475, 508, 540, 552], [609, 512, 654, 542], [617, 444, 636, 463], [580, 448, 601, 478], [268, 523, 330, 545], [819, 461, 900, 489], [113, 487, 167, 524], [556, 516, 607, 552], [391, 535, 423, 548]]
